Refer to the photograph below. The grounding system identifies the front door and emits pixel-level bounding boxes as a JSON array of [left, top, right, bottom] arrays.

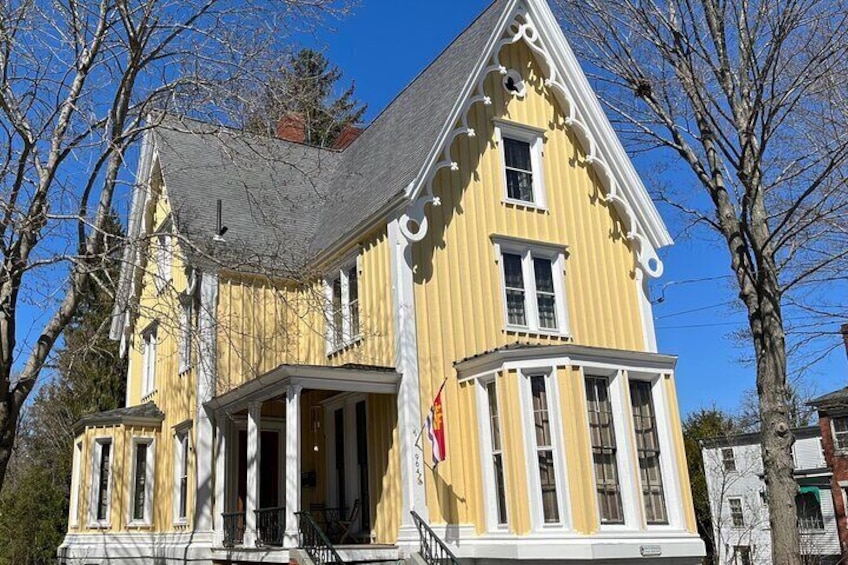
[[236, 429, 282, 511], [327, 396, 370, 535]]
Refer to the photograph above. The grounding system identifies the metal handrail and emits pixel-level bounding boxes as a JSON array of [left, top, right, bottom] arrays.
[[255, 505, 286, 546], [296, 510, 344, 564], [222, 511, 246, 547], [410, 510, 459, 565]]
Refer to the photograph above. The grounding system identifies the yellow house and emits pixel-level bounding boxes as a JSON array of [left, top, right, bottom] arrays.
[[59, 0, 705, 563]]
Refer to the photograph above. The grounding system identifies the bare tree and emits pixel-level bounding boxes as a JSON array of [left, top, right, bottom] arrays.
[[0, 0, 353, 494], [552, 0, 848, 561]]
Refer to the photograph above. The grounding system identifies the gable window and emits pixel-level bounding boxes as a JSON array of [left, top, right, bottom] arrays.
[[175, 430, 190, 523], [728, 497, 745, 527], [796, 488, 824, 531], [585, 376, 624, 524], [833, 417, 848, 452], [141, 323, 158, 397], [629, 380, 667, 524], [178, 295, 193, 374], [130, 438, 154, 525], [89, 438, 113, 526], [325, 259, 361, 353], [495, 120, 546, 208], [722, 447, 737, 472], [494, 238, 569, 335]]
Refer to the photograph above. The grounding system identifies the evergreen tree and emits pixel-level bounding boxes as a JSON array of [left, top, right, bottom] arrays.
[[0, 214, 126, 565], [246, 48, 367, 147]]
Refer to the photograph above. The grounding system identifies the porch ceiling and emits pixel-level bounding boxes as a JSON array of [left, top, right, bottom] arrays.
[[205, 363, 400, 414]]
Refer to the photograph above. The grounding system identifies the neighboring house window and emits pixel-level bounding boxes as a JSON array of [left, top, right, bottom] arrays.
[[69, 440, 83, 527], [833, 417, 848, 451], [796, 489, 825, 531], [90, 438, 113, 525], [629, 380, 668, 524], [325, 260, 361, 352], [482, 379, 508, 527], [131, 438, 154, 524], [733, 546, 752, 565], [141, 323, 158, 397], [729, 497, 745, 527], [722, 447, 737, 472], [175, 431, 189, 522], [585, 376, 624, 524], [495, 239, 569, 335], [820, 437, 827, 465], [178, 295, 193, 373], [528, 374, 560, 524], [495, 120, 546, 207]]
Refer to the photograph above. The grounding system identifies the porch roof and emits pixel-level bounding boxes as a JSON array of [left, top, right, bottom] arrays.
[[205, 363, 400, 413]]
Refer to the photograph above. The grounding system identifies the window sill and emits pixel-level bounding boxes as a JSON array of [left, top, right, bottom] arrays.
[[127, 521, 153, 529], [504, 327, 572, 340], [87, 521, 112, 530], [503, 199, 548, 212], [173, 519, 189, 528], [326, 334, 363, 357]]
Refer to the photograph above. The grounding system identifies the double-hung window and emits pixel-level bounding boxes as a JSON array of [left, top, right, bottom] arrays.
[[130, 438, 154, 525], [833, 417, 848, 452], [481, 379, 508, 528], [529, 374, 560, 524], [90, 438, 113, 526], [729, 497, 745, 527], [495, 120, 546, 208], [141, 323, 158, 397], [585, 376, 624, 524], [175, 431, 190, 523], [495, 239, 569, 335], [722, 447, 737, 472], [326, 259, 361, 352], [629, 380, 668, 524]]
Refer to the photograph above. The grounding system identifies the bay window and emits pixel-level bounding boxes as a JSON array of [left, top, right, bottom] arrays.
[[629, 380, 668, 524], [585, 376, 624, 524], [89, 437, 113, 526], [480, 379, 508, 528], [174, 430, 190, 523], [130, 438, 154, 525]]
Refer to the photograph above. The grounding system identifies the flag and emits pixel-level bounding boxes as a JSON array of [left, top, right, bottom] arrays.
[[425, 386, 446, 468]]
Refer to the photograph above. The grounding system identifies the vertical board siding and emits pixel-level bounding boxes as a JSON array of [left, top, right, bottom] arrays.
[[367, 393, 402, 543], [558, 366, 597, 534], [413, 40, 646, 526]]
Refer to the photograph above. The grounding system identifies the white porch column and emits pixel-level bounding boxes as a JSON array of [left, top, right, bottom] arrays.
[[195, 270, 219, 533], [213, 415, 227, 546], [244, 401, 261, 546], [284, 384, 302, 548]]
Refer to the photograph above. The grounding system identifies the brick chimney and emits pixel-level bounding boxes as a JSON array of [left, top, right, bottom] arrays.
[[332, 124, 363, 150], [275, 113, 306, 143]]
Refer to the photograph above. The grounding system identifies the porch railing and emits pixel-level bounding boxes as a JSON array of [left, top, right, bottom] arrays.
[[410, 510, 459, 565], [255, 506, 286, 546], [296, 511, 343, 564], [222, 511, 245, 547]]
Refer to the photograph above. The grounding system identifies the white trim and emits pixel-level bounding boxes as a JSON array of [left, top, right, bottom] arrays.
[[178, 293, 193, 374], [324, 255, 363, 355], [517, 366, 572, 532], [476, 374, 511, 533], [141, 322, 158, 398], [128, 436, 156, 527], [635, 270, 658, 353], [388, 214, 428, 531], [69, 439, 83, 528], [88, 436, 114, 528], [194, 270, 218, 532], [494, 119, 547, 209], [173, 429, 191, 526], [284, 385, 303, 547], [324, 393, 370, 534], [492, 237, 571, 336]]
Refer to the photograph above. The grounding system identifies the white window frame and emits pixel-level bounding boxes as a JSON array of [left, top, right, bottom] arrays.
[[128, 437, 155, 526], [582, 369, 641, 531], [476, 374, 510, 531], [728, 496, 745, 527], [88, 436, 114, 528], [494, 119, 547, 209], [154, 218, 173, 294], [178, 294, 193, 374], [493, 237, 570, 336], [324, 254, 362, 354], [517, 367, 571, 531], [722, 447, 737, 472], [174, 428, 191, 525], [832, 416, 848, 454], [69, 439, 83, 528], [141, 322, 158, 398]]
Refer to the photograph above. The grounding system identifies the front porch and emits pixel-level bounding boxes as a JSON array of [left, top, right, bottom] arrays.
[[207, 364, 401, 551]]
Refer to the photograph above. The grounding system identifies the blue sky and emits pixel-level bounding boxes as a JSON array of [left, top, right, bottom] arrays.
[[298, 0, 848, 416]]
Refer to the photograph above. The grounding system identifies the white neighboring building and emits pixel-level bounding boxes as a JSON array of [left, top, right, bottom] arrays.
[[702, 425, 841, 565]]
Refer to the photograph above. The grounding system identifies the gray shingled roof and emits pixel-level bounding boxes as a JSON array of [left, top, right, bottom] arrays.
[[151, 0, 510, 271], [809, 387, 848, 409], [73, 401, 165, 434]]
